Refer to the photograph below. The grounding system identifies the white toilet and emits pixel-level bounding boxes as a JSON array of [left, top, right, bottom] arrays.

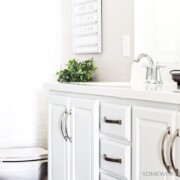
[[0, 147, 48, 180]]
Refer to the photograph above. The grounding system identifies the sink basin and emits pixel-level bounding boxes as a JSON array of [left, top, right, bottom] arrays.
[[73, 82, 131, 88]]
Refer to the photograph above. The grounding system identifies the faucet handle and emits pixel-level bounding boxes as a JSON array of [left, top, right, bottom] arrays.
[[155, 62, 166, 69], [155, 62, 165, 84]]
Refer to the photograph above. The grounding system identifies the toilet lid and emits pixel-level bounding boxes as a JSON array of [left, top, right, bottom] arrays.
[[0, 147, 48, 162]]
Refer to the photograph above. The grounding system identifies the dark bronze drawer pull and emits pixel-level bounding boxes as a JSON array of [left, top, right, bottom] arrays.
[[103, 154, 122, 164], [104, 117, 122, 125]]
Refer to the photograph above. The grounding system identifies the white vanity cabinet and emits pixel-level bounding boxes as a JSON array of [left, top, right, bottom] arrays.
[[46, 83, 180, 180], [49, 95, 99, 180], [132, 106, 180, 180]]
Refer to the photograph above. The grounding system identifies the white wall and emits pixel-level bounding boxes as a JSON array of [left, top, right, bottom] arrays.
[[62, 0, 134, 81], [0, 0, 133, 149], [135, 0, 180, 63], [0, 0, 62, 148]]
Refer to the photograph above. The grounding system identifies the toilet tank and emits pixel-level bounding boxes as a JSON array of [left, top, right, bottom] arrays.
[[0, 147, 48, 180]]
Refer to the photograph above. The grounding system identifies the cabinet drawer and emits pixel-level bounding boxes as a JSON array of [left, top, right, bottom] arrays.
[[100, 103, 131, 141], [100, 139, 131, 180], [100, 174, 119, 180]]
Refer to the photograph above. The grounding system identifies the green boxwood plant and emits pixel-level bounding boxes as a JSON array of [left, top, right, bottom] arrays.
[[56, 58, 97, 82]]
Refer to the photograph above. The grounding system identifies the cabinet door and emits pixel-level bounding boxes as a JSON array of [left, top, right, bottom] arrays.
[[49, 95, 70, 180], [133, 106, 176, 180], [69, 98, 99, 180]]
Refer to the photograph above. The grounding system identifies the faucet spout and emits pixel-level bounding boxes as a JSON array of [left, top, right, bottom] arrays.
[[134, 53, 154, 68]]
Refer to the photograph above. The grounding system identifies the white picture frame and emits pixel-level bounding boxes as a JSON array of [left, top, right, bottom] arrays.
[[72, 0, 102, 54]]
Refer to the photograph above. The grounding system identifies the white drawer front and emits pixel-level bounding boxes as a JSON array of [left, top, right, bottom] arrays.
[[101, 103, 131, 141], [100, 174, 119, 180], [100, 139, 131, 180]]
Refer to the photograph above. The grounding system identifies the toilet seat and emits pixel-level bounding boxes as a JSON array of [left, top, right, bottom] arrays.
[[0, 147, 48, 162]]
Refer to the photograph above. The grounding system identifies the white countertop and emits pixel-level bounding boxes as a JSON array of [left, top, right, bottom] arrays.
[[44, 82, 180, 105]]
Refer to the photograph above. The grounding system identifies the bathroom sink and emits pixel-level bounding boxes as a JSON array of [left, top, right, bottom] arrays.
[[73, 82, 131, 88]]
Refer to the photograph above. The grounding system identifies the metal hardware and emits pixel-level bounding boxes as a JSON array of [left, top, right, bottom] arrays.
[[60, 108, 68, 141], [134, 53, 154, 67], [154, 62, 165, 84], [65, 109, 72, 143], [134, 54, 165, 84], [161, 127, 172, 173], [170, 129, 180, 177], [134, 53, 155, 84], [103, 154, 122, 164], [104, 117, 122, 125]]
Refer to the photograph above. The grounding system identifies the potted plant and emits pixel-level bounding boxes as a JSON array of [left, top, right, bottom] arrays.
[[56, 58, 97, 82]]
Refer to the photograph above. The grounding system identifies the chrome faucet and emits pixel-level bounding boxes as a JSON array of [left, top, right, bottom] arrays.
[[134, 53, 164, 84]]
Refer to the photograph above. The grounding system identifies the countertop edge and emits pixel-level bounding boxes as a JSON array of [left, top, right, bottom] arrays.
[[44, 82, 180, 105]]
